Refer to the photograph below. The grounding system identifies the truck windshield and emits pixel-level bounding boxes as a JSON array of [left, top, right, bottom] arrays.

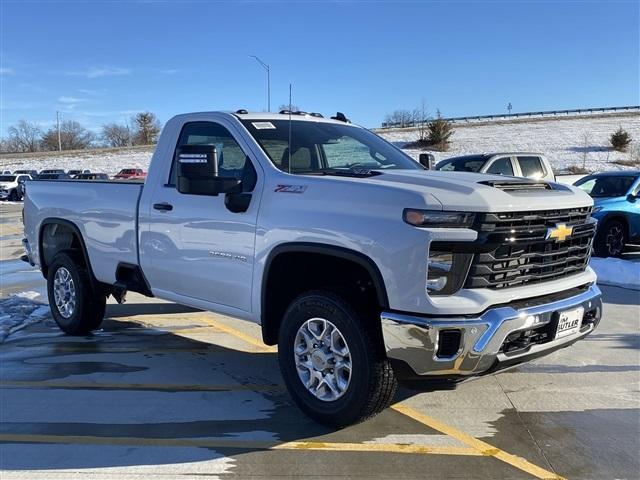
[[241, 119, 421, 174], [0, 175, 16, 182], [435, 155, 488, 172], [574, 175, 638, 198]]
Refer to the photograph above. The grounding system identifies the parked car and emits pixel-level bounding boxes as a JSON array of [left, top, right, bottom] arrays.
[[435, 153, 555, 181], [2, 170, 12, 175], [13, 169, 39, 179], [574, 171, 640, 257], [68, 169, 91, 178], [23, 110, 601, 427], [0, 174, 32, 201], [40, 169, 66, 176], [74, 173, 109, 180], [113, 168, 146, 180], [37, 173, 70, 180]]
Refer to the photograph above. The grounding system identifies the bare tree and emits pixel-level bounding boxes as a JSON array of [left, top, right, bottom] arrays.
[[383, 109, 414, 128], [102, 123, 131, 147], [278, 103, 301, 112], [41, 120, 95, 151], [7, 120, 42, 152], [413, 99, 429, 142], [132, 112, 161, 145]]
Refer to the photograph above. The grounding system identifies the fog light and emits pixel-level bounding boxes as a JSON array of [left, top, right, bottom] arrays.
[[427, 251, 453, 293]]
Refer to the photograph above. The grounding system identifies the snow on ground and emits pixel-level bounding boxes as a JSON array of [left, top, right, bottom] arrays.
[[0, 292, 50, 342], [377, 112, 640, 173], [1, 147, 153, 176], [590, 257, 640, 291]]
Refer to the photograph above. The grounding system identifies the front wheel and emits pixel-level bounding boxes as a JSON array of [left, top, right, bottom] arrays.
[[278, 290, 397, 427], [594, 219, 627, 257], [47, 250, 106, 335], [8, 189, 19, 201]]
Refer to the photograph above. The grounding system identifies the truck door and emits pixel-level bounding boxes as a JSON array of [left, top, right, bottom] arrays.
[[142, 120, 260, 312]]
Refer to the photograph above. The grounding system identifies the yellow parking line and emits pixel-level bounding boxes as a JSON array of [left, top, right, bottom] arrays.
[[205, 316, 566, 479], [0, 380, 282, 393], [392, 404, 565, 480], [197, 316, 277, 352], [0, 433, 480, 456]]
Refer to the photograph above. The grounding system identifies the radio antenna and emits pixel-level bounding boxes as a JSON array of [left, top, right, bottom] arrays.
[[288, 83, 292, 174]]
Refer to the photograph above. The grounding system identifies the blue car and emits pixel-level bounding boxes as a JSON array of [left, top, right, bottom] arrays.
[[574, 171, 640, 257]]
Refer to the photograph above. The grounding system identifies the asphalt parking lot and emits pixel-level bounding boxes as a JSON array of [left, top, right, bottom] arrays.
[[1, 202, 639, 479]]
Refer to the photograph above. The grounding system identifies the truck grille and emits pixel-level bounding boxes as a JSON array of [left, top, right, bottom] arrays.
[[465, 207, 596, 289]]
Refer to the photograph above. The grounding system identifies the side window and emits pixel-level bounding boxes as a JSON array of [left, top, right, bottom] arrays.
[[517, 156, 545, 179], [169, 121, 255, 189], [486, 157, 514, 176]]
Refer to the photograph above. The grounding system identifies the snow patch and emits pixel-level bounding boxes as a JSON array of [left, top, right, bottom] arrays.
[[591, 257, 640, 290], [0, 295, 51, 342], [14, 290, 40, 300], [378, 113, 640, 173]]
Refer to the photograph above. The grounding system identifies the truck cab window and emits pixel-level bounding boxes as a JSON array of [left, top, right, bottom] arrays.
[[517, 156, 545, 179], [169, 121, 254, 189], [486, 157, 514, 176]]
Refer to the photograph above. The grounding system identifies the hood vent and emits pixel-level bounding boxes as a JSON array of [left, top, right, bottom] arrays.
[[479, 180, 553, 191]]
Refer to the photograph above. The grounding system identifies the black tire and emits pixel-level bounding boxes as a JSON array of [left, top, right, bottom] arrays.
[[594, 219, 627, 258], [8, 189, 18, 201], [278, 290, 397, 427], [47, 250, 106, 335]]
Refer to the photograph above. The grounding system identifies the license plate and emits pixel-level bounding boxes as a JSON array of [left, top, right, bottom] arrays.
[[556, 307, 584, 339]]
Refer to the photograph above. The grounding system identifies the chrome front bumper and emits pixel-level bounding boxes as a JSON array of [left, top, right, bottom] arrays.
[[381, 284, 602, 378]]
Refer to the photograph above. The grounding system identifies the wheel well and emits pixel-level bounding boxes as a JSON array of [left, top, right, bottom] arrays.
[[39, 220, 93, 279], [599, 215, 629, 236], [261, 246, 388, 345]]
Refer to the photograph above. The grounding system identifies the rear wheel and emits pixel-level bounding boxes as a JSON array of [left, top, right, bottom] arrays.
[[594, 219, 627, 257], [47, 250, 106, 335], [278, 290, 397, 427]]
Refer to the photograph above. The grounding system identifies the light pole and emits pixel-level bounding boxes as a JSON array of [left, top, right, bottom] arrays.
[[56, 111, 62, 151], [507, 102, 513, 115], [249, 55, 270, 112]]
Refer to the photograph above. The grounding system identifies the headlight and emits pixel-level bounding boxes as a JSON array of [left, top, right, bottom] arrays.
[[426, 249, 474, 295], [404, 209, 475, 228]]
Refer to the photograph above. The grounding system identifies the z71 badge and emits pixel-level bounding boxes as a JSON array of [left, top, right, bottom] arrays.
[[275, 185, 307, 193]]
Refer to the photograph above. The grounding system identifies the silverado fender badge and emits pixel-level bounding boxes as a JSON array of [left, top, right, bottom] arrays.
[[275, 185, 307, 193]]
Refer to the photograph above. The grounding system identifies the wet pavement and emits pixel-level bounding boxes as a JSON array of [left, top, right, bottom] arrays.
[[1, 203, 639, 479]]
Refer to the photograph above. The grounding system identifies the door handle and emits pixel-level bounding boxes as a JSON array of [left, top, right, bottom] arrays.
[[153, 202, 173, 211]]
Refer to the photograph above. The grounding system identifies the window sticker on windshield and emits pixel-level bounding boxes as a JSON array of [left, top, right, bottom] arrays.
[[252, 122, 276, 130]]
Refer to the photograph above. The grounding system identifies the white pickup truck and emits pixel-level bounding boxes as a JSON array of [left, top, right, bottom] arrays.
[[22, 110, 602, 427]]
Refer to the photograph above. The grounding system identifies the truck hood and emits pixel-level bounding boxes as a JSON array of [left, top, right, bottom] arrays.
[[358, 170, 593, 212], [0, 182, 16, 189]]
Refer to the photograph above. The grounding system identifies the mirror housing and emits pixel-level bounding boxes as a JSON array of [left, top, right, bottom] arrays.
[[176, 145, 242, 196], [419, 153, 435, 170]]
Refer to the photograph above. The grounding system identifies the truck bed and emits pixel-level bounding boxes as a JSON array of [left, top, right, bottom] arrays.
[[23, 179, 144, 284]]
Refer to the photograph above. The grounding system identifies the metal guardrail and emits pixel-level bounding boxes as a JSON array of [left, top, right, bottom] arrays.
[[380, 105, 640, 128]]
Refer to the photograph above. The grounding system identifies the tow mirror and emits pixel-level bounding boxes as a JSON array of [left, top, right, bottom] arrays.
[[419, 153, 435, 170], [176, 145, 242, 196]]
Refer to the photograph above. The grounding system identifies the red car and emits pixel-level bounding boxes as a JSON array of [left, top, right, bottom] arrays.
[[113, 168, 147, 180]]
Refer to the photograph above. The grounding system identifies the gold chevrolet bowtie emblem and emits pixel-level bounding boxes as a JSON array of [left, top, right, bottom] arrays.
[[547, 223, 573, 242]]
